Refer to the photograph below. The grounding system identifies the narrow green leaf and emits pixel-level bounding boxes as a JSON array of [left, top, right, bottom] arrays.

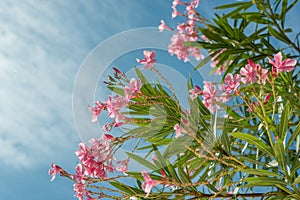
[[243, 177, 287, 186], [165, 159, 181, 183], [280, 0, 288, 28], [274, 139, 287, 175], [293, 176, 300, 185], [126, 152, 158, 171], [195, 55, 212, 69], [279, 104, 290, 139], [230, 132, 274, 157], [286, 121, 300, 150], [268, 26, 290, 44], [109, 181, 142, 195], [214, 2, 251, 9], [107, 86, 125, 96], [239, 168, 283, 178]]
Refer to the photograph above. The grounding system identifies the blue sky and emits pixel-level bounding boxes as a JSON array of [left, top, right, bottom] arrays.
[[0, 1, 299, 200]]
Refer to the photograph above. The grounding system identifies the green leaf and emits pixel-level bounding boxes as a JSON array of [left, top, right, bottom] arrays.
[[280, 0, 288, 28], [292, 175, 300, 185], [279, 104, 290, 139], [239, 168, 283, 178], [268, 26, 290, 44], [109, 181, 143, 195], [214, 2, 251, 10], [274, 139, 287, 175], [230, 132, 274, 157], [242, 177, 287, 186], [165, 159, 181, 183], [286, 121, 300, 150], [107, 86, 125, 96], [126, 152, 158, 171], [195, 54, 212, 70]]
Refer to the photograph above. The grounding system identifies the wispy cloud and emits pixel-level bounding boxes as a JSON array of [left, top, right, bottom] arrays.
[[0, 0, 143, 169]]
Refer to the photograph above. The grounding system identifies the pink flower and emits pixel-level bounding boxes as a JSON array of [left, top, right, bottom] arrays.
[[88, 101, 106, 123], [136, 50, 157, 69], [268, 52, 297, 72], [106, 95, 126, 122], [257, 67, 268, 85], [75, 143, 92, 165], [172, 8, 181, 18], [124, 78, 142, 100], [189, 85, 202, 100], [141, 171, 159, 197], [168, 33, 203, 62], [191, 0, 200, 8], [72, 164, 85, 183], [240, 59, 259, 84], [174, 123, 185, 138], [172, 0, 181, 8], [73, 182, 86, 200], [219, 73, 241, 94], [202, 81, 218, 113], [102, 123, 110, 132], [112, 67, 122, 74], [116, 159, 129, 174], [264, 93, 271, 104], [158, 20, 172, 32], [49, 163, 63, 181]]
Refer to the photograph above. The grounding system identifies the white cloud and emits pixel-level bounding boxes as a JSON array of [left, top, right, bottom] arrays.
[[0, 0, 141, 169]]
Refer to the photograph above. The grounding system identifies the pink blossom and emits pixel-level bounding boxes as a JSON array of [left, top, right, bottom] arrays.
[[102, 123, 110, 132], [240, 59, 259, 84], [191, 0, 200, 8], [264, 93, 271, 104], [112, 67, 122, 74], [186, 5, 196, 19], [49, 163, 63, 181], [116, 159, 129, 174], [181, 118, 188, 126], [158, 20, 172, 32], [172, 0, 181, 8], [75, 137, 112, 179], [114, 121, 124, 127], [201, 35, 209, 42], [168, 33, 203, 62], [75, 143, 92, 165], [72, 164, 85, 183], [202, 81, 218, 113], [103, 134, 115, 141], [172, 8, 181, 18], [219, 73, 241, 94], [268, 52, 297, 72], [88, 101, 106, 123], [257, 67, 268, 85], [106, 95, 126, 122], [73, 182, 86, 200], [124, 78, 142, 100], [136, 50, 157, 69], [141, 171, 159, 197], [152, 154, 158, 161], [189, 85, 202, 100], [174, 123, 185, 138]]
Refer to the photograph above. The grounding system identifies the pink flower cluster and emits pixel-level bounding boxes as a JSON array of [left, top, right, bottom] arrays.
[[159, 0, 204, 62], [89, 76, 142, 125], [189, 52, 297, 113], [75, 135, 114, 179]]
